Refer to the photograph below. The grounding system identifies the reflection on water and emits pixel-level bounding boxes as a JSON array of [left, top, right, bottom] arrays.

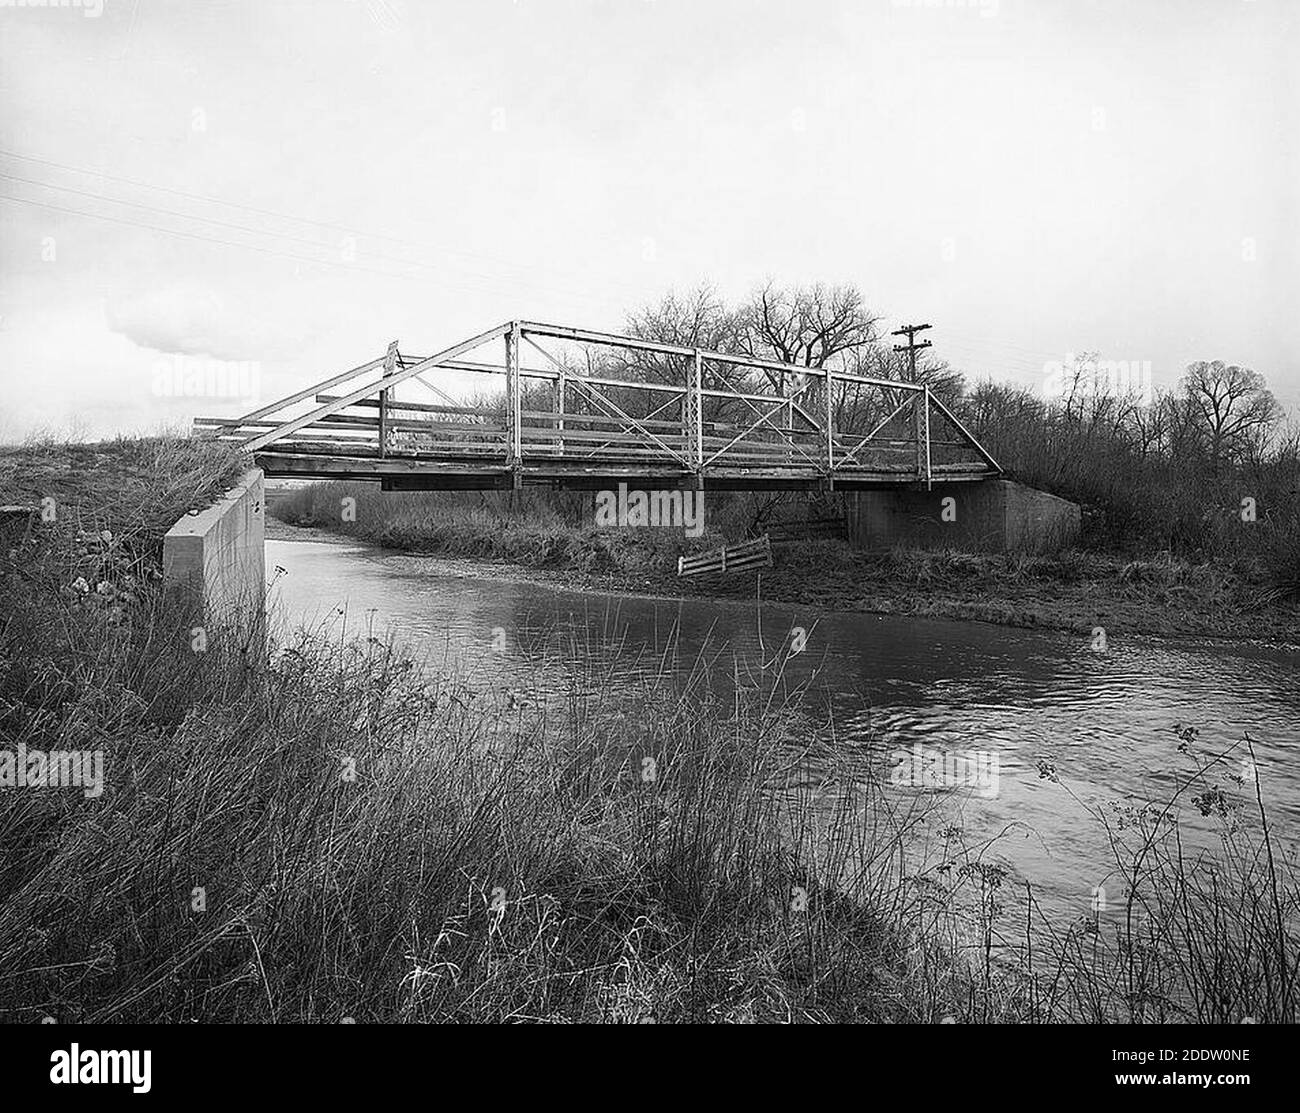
[[268, 538, 1300, 919]]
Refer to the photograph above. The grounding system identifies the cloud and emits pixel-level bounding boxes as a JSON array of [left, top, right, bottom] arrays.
[[105, 285, 299, 362]]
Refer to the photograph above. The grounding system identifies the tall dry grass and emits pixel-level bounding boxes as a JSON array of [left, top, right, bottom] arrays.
[[271, 480, 718, 576], [3, 591, 1294, 1022], [1, 437, 1295, 1023]]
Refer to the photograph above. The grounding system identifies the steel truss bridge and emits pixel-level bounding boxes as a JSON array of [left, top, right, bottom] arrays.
[[197, 320, 1001, 491]]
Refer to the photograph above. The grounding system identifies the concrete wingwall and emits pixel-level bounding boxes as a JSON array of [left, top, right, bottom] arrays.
[[845, 479, 1081, 554], [163, 468, 266, 658]]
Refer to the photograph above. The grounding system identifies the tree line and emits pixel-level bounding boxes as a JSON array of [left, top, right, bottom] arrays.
[[620, 283, 1297, 573]]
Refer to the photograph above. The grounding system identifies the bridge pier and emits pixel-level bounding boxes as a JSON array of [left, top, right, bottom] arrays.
[[845, 479, 1080, 554]]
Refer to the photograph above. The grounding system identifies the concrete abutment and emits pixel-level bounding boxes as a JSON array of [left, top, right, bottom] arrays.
[[162, 468, 266, 661], [844, 479, 1081, 553]]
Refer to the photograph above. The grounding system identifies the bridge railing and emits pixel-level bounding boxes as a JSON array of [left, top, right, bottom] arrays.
[[196, 319, 1002, 486]]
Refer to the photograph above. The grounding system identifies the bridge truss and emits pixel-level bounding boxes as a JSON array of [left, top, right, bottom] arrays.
[[197, 320, 1001, 490]]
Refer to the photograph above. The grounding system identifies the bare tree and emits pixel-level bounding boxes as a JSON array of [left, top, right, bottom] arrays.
[[627, 281, 883, 388], [1050, 351, 1101, 425], [623, 285, 748, 394], [625, 283, 738, 353], [848, 343, 965, 401], [627, 281, 887, 432], [1160, 392, 1200, 461], [734, 282, 885, 440], [739, 281, 881, 376], [1128, 388, 1172, 458], [1180, 360, 1282, 471]]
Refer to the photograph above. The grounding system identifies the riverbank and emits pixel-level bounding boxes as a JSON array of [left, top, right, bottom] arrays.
[[0, 441, 996, 1022], [268, 485, 1300, 645], [3, 440, 1295, 1023]]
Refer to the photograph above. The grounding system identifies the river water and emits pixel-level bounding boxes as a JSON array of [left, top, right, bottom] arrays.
[[267, 535, 1299, 922]]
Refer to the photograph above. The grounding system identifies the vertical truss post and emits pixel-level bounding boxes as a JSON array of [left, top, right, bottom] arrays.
[[824, 369, 835, 485], [378, 339, 398, 458], [686, 349, 704, 486], [556, 362, 566, 456], [923, 385, 933, 489], [788, 397, 795, 464], [913, 388, 925, 481], [783, 374, 793, 464], [505, 322, 522, 487]]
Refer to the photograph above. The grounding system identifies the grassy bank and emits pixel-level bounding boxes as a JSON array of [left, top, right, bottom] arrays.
[[2, 439, 1296, 1022], [270, 482, 1300, 642]]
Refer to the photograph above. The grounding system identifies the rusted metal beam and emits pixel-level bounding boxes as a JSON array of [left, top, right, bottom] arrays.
[[211, 316, 1002, 486], [504, 322, 522, 481], [378, 340, 398, 458], [203, 353, 388, 431], [519, 319, 926, 393], [928, 390, 1002, 474], [240, 323, 509, 452]]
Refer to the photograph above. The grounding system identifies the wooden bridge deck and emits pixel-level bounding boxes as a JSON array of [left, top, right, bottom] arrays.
[[197, 320, 1001, 491]]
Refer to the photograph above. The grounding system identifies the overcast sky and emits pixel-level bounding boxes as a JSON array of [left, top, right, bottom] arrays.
[[0, 0, 1295, 440]]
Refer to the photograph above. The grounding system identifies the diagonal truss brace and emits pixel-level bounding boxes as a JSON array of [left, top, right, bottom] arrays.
[[238, 323, 510, 453]]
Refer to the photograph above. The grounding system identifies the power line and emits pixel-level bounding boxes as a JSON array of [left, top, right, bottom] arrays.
[[937, 344, 1051, 375], [0, 148, 664, 307], [0, 171, 647, 312], [882, 311, 1061, 371], [0, 169, 582, 300], [0, 148, 531, 267], [882, 325, 1056, 389], [0, 192, 548, 297], [940, 330, 1060, 358], [0, 170, 376, 256], [0, 150, 1089, 366]]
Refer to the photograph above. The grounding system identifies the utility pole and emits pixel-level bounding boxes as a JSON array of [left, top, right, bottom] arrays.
[[891, 322, 932, 382], [892, 323, 933, 483]]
